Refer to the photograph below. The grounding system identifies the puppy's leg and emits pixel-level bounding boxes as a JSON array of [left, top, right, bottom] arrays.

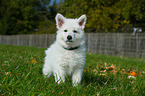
[[54, 69, 65, 84], [72, 68, 84, 86], [42, 57, 52, 77], [42, 64, 52, 77]]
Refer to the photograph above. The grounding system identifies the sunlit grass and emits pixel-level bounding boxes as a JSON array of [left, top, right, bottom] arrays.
[[0, 44, 145, 95]]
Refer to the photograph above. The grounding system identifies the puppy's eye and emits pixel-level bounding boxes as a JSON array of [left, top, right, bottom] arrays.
[[73, 30, 78, 33], [64, 30, 67, 32]]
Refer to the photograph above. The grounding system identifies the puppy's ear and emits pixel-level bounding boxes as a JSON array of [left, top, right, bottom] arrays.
[[77, 14, 87, 29], [55, 13, 65, 29]]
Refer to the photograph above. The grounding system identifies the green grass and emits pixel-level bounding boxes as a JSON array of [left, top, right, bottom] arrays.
[[0, 44, 145, 96]]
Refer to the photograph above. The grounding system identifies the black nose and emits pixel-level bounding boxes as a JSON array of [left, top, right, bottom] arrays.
[[67, 35, 72, 40]]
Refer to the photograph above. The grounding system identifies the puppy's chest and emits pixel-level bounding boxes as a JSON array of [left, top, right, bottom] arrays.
[[60, 51, 85, 67]]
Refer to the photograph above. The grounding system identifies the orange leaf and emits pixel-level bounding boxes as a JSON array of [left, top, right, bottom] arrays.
[[130, 72, 137, 77], [31, 59, 37, 64]]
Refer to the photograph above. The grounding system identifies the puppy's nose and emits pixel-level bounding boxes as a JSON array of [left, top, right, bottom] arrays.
[[67, 35, 72, 40]]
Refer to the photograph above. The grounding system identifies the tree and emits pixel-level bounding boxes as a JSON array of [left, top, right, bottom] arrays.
[[58, 0, 145, 32], [118, 0, 145, 27], [0, 0, 50, 35]]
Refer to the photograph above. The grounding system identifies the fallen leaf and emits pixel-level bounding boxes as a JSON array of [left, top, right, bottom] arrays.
[[19, 56, 22, 59], [129, 72, 137, 77], [31, 59, 37, 64], [5, 72, 11, 75]]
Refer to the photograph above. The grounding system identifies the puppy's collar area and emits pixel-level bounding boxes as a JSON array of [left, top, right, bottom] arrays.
[[63, 46, 80, 50]]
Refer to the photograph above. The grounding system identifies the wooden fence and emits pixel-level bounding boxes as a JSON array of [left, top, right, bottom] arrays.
[[0, 33, 145, 58]]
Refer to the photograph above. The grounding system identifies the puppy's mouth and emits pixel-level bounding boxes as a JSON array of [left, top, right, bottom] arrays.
[[66, 40, 73, 43]]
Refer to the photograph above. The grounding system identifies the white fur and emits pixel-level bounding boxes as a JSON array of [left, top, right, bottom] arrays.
[[42, 13, 87, 86]]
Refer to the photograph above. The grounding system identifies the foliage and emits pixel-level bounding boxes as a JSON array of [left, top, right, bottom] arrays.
[[36, 19, 56, 34], [36, 3, 58, 34], [0, 0, 50, 35], [58, 0, 145, 32], [0, 0, 145, 34], [0, 45, 145, 95]]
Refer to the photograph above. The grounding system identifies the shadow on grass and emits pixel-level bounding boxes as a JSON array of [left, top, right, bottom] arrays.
[[82, 72, 113, 86]]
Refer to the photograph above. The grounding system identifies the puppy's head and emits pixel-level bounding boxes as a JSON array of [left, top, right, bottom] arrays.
[[55, 13, 87, 48]]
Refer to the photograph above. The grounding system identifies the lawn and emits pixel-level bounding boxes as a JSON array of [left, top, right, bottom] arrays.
[[0, 44, 145, 95]]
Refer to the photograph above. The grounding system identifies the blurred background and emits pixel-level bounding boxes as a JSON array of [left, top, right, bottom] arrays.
[[0, 0, 145, 35]]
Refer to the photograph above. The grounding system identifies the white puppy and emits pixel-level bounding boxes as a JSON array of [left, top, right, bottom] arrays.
[[42, 13, 87, 86]]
